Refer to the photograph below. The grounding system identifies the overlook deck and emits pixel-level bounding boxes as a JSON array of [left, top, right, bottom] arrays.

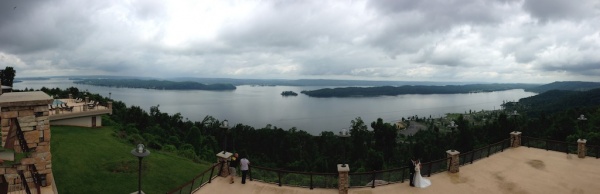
[[194, 146, 600, 194]]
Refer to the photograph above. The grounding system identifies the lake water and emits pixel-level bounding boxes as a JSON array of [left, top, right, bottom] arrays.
[[14, 78, 536, 134]]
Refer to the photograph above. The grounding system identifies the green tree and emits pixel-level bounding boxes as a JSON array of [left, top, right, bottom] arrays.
[[0, 66, 16, 87]]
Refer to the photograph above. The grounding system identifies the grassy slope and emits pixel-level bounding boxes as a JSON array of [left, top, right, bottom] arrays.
[[51, 126, 211, 194]]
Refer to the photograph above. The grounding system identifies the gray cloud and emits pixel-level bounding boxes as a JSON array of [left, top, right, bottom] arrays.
[[0, 0, 599, 83]]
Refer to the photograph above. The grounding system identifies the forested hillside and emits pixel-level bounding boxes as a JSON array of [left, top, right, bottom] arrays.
[[301, 83, 538, 97], [525, 81, 600, 93], [73, 79, 236, 90]]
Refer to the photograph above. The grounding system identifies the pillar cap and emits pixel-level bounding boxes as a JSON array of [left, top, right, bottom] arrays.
[[510, 131, 522, 135], [446, 150, 460, 155], [578, 139, 587, 144], [216, 152, 233, 159], [337, 164, 350, 172]]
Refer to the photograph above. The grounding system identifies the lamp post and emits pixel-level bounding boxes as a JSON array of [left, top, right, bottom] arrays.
[[109, 92, 112, 100], [337, 128, 351, 167], [510, 110, 520, 130], [448, 121, 458, 133], [131, 144, 150, 194], [577, 114, 587, 134], [220, 120, 229, 154]]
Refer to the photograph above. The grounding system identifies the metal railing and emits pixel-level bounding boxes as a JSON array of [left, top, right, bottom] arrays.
[[165, 136, 598, 193], [165, 162, 220, 194], [522, 136, 578, 155], [249, 166, 338, 189], [348, 157, 450, 188], [586, 144, 600, 158], [459, 138, 510, 166]]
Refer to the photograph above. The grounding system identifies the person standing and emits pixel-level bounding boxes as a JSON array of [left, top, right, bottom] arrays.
[[408, 156, 417, 187], [240, 155, 250, 184], [229, 153, 239, 184]]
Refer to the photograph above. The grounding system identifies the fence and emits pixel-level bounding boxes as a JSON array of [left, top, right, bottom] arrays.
[[347, 157, 450, 188], [165, 163, 220, 194], [166, 136, 598, 193], [521, 136, 578, 155], [586, 144, 600, 158], [249, 166, 338, 189]]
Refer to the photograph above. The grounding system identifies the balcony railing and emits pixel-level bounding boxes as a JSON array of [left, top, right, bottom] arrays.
[[165, 163, 220, 194], [459, 138, 510, 166], [249, 166, 338, 189], [165, 136, 596, 193], [522, 136, 578, 155]]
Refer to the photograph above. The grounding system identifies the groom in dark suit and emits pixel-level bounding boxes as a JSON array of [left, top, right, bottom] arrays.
[[408, 156, 417, 187]]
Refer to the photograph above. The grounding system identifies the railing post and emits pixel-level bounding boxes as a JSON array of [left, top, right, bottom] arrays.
[[310, 173, 313, 190], [470, 151, 475, 164], [446, 150, 460, 173], [510, 131, 522, 148], [337, 164, 350, 194], [371, 171, 376, 188], [577, 139, 587, 158], [278, 172, 282, 187], [427, 162, 433, 177], [401, 167, 406, 182], [208, 164, 215, 183], [487, 144, 492, 157], [189, 178, 195, 194], [545, 140, 549, 151], [249, 166, 253, 181]]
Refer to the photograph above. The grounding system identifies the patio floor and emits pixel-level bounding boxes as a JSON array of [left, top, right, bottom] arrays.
[[194, 146, 600, 194]]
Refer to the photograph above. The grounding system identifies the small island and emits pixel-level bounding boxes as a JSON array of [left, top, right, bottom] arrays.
[[281, 91, 298, 96]]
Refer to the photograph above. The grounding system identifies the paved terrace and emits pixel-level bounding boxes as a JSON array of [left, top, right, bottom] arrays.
[[195, 147, 600, 194]]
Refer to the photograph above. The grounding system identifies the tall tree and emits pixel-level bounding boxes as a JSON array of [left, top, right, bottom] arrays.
[[0, 66, 16, 87]]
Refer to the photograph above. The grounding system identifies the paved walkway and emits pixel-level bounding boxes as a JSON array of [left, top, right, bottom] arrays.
[[195, 147, 600, 194]]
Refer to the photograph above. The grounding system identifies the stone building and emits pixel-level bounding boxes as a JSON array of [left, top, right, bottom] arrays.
[[0, 91, 54, 193]]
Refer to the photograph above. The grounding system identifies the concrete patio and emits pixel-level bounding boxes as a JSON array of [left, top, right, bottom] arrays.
[[194, 146, 600, 194]]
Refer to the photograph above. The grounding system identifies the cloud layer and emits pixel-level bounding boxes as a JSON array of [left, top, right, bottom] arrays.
[[1, 0, 599, 83]]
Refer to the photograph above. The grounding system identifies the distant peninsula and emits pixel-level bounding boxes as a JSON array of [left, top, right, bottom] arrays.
[[74, 79, 236, 90], [301, 83, 539, 97], [281, 91, 298, 96]]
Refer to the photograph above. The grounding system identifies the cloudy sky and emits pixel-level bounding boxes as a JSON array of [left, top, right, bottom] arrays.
[[1, 0, 599, 83]]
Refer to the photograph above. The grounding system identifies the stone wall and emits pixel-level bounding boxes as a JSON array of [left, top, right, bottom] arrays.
[[0, 93, 53, 189]]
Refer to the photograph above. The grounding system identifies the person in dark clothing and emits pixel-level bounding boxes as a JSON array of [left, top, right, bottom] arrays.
[[409, 156, 417, 187], [229, 153, 239, 184]]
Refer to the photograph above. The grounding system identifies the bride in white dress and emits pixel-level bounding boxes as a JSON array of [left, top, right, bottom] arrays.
[[414, 161, 432, 188]]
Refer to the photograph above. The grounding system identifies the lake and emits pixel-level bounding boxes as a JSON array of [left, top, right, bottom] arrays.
[[14, 78, 536, 134]]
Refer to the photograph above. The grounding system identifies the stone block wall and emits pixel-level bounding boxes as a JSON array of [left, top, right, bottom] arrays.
[[1, 99, 53, 188]]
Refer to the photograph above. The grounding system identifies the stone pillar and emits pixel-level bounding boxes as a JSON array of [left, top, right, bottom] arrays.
[[216, 152, 232, 177], [446, 150, 460, 173], [510, 131, 522, 148], [577, 139, 587, 158], [337, 164, 350, 194], [108, 101, 113, 115], [84, 97, 89, 111]]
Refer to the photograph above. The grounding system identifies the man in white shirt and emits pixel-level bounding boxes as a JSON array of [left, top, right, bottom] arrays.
[[240, 156, 250, 184]]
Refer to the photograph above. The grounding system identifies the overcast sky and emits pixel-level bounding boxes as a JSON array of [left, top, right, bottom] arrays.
[[1, 0, 599, 83]]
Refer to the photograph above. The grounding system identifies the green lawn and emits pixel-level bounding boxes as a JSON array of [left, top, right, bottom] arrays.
[[51, 126, 211, 194]]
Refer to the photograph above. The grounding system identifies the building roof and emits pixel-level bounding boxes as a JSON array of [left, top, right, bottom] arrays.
[[0, 91, 52, 107]]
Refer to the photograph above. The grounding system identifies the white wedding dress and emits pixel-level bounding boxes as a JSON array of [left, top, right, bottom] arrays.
[[414, 164, 431, 188]]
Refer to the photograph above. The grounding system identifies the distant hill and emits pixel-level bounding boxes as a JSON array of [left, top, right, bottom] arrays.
[[74, 79, 236, 90], [300, 83, 539, 97], [517, 88, 600, 115], [525, 81, 600, 93]]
